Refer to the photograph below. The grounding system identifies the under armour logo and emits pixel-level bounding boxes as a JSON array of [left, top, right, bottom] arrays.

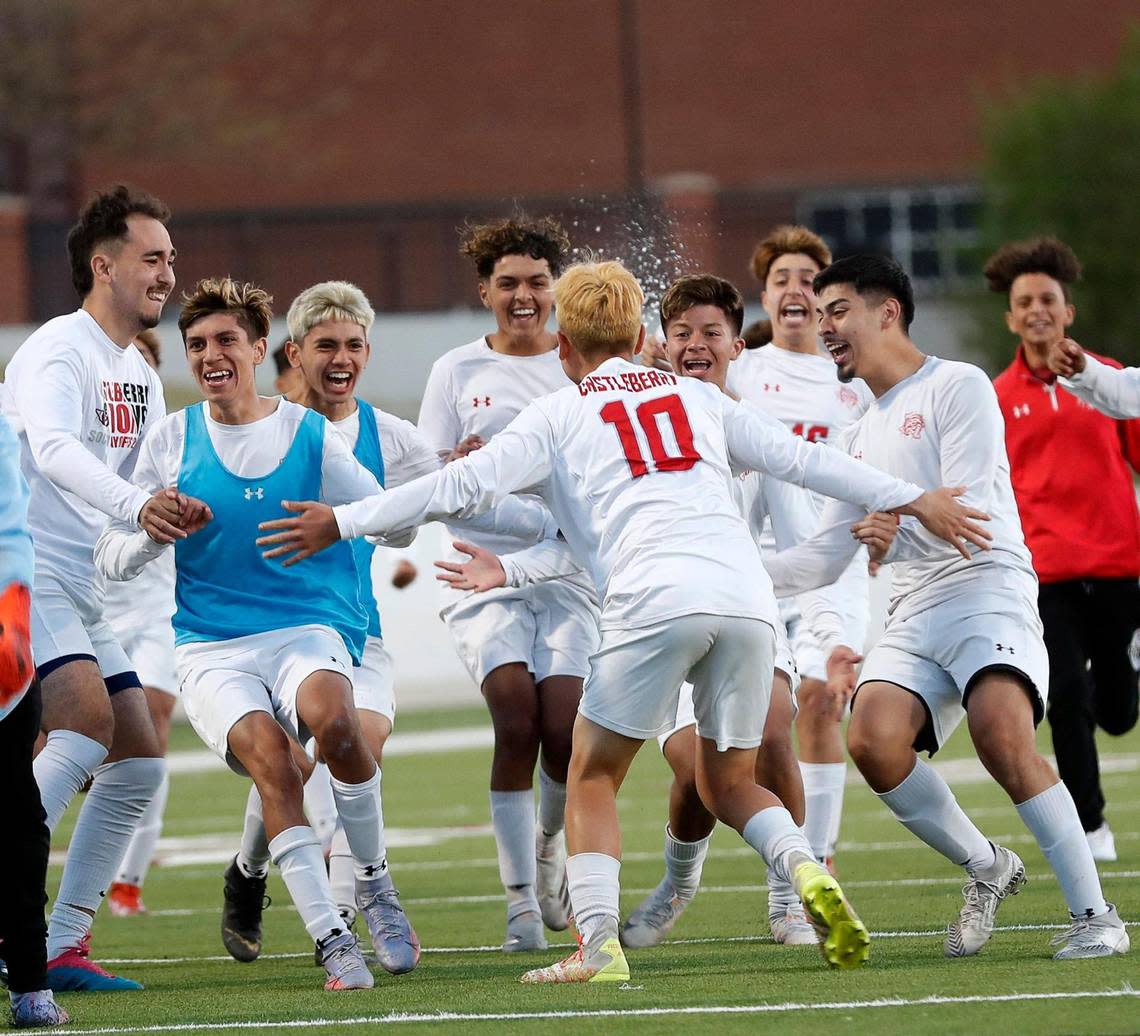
[[996, 643, 1015, 654], [763, 383, 781, 392], [244, 487, 264, 501], [1012, 404, 1031, 419], [472, 396, 492, 407]]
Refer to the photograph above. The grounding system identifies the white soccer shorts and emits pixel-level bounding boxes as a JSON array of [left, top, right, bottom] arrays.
[[31, 564, 134, 687], [855, 594, 1048, 752], [353, 635, 395, 723], [780, 591, 868, 684], [176, 624, 354, 776], [581, 613, 776, 752], [114, 624, 178, 697], [442, 578, 598, 686]]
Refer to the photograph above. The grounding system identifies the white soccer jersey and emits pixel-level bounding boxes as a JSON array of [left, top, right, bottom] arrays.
[[1, 310, 166, 592], [765, 356, 1039, 624], [418, 338, 573, 557], [332, 405, 442, 488], [1063, 354, 1140, 419], [104, 549, 175, 635], [336, 357, 924, 632]]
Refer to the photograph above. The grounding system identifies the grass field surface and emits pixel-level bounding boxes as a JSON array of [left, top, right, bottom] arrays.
[[46, 706, 1138, 1035]]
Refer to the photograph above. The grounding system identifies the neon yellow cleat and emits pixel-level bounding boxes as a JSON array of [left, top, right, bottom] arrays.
[[519, 925, 630, 984], [793, 859, 871, 969]]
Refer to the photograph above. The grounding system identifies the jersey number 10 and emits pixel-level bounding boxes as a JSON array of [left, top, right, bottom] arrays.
[[600, 394, 701, 479]]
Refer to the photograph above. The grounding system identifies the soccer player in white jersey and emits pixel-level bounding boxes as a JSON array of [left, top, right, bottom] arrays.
[[102, 329, 178, 919], [765, 254, 1130, 960], [257, 260, 990, 983], [729, 226, 875, 873], [222, 280, 439, 974], [416, 216, 599, 950], [0, 185, 187, 991]]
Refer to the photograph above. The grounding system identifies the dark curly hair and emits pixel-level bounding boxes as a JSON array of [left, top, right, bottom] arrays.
[[983, 237, 1082, 301], [66, 184, 171, 299], [459, 215, 571, 279]]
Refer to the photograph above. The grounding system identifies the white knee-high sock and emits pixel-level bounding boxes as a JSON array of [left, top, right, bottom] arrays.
[[115, 770, 170, 887], [663, 826, 709, 901], [330, 767, 386, 879], [328, 824, 357, 921], [566, 852, 620, 944], [766, 825, 809, 910], [33, 730, 108, 832], [303, 762, 339, 851], [537, 768, 567, 838], [237, 784, 271, 879], [741, 806, 814, 885], [268, 826, 341, 944], [46, 757, 166, 958], [878, 759, 995, 874], [1017, 782, 1108, 917], [491, 789, 539, 919], [800, 761, 846, 860]]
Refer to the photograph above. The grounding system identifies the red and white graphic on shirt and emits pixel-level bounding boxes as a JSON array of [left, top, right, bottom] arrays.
[[837, 386, 860, 408], [899, 411, 925, 440], [791, 422, 829, 443], [600, 394, 701, 479], [95, 380, 150, 448]]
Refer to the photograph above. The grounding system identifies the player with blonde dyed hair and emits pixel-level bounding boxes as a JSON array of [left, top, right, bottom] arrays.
[[287, 280, 376, 344], [258, 258, 991, 983]]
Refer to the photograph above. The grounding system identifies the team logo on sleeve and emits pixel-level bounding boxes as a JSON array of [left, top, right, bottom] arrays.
[[899, 412, 925, 440]]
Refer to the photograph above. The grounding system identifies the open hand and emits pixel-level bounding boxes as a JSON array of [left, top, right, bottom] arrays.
[[901, 486, 992, 560], [256, 500, 340, 566], [434, 540, 507, 592], [823, 644, 863, 719]]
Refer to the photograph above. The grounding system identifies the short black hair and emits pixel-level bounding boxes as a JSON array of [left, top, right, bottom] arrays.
[[272, 340, 292, 376], [659, 274, 745, 337], [66, 184, 171, 300], [813, 254, 915, 332]]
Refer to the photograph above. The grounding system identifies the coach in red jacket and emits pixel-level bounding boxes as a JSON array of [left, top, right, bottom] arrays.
[[989, 237, 1140, 863]]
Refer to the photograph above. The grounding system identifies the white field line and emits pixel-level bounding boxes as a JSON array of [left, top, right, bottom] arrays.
[[136, 869, 1140, 916], [99, 919, 1140, 965], [52, 988, 1140, 1035]]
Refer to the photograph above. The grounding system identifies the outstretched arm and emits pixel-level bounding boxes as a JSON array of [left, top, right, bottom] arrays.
[[1060, 346, 1140, 419]]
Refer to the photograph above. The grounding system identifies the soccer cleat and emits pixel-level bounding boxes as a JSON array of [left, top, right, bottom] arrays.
[[10, 991, 70, 1029], [793, 858, 870, 969], [520, 920, 630, 984], [1085, 823, 1117, 863], [769, 899, 820, 946], [108, 881, 147, 917], [620, 877, 691, 948], [536, 830, 571, 931], [503, 910, 547, 952], [945, 844, 1026, 958], [47, 933, 143, 991], [1051, 903, 1130, 960], [221, 856, 269, 963], [313, 908, 357, 967], [316, 929, 374, 990], [357, 873, 421, 975]]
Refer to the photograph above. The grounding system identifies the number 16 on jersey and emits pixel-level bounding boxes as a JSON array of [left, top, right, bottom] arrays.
[[600, 394, 702, 479]]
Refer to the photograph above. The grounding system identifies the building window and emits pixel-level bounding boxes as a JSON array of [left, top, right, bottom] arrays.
[[798, 185, 982, 292]]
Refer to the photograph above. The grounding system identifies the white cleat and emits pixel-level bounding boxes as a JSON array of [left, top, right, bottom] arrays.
[[945, 844, 1026, 958], [317, 930, 374, 990], [1052, 904, 1130, 960], [620, 877, 691, 948], [769, 900, 819, 946], [1085, 823, 1117, 863], [503, 910, 547, 952], [536, 830, 571, 931]]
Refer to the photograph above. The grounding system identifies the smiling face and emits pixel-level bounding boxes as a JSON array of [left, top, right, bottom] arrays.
[[663, 304, 744, 390], [479, 253, 555, 339], [98, 215, 176, 331], [287, 319, 370, 406], [1005, 272, 1074, 353], [816, 283, 887, 383], [761, 251, 821, 342], [184, 312, 266, 409]]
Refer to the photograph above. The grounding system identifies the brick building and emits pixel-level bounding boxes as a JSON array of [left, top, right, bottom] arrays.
[[1, 0, 1136, 322]]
